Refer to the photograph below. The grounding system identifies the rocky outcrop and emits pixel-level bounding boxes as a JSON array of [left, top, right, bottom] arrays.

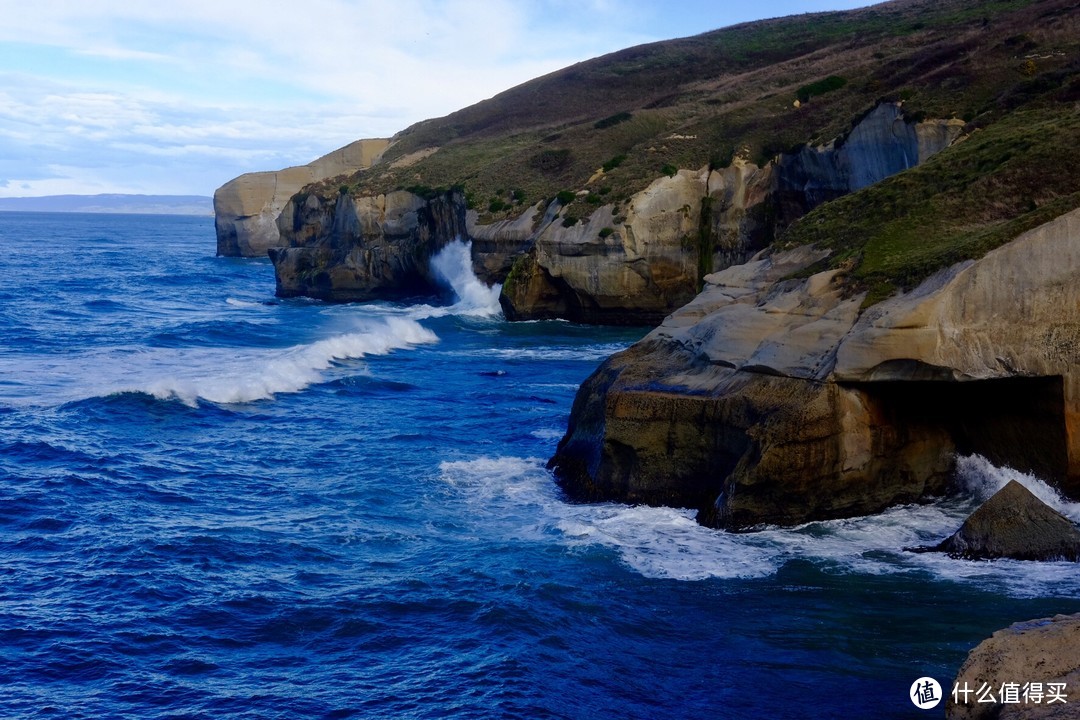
[[947, 613, 1080, 719], [550, 207, 1080, 529], [932, 480, 1080, 561], [501, 103, 962, 325], [500, 161, 774, 325], [773, 104, 964, 225], [269, 189, 468, 301], [214, 138, 389, 257], [249, 103, 958, 319]]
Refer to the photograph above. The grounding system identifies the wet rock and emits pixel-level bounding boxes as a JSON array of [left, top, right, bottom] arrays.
[[934, 480, 1080, 561]]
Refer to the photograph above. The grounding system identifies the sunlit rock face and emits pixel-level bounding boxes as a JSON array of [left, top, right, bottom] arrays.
[[550, 208, 1080, 529]]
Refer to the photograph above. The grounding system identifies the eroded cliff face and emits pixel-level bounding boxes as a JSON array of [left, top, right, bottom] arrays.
[[270, 189, 468, 301], [500, 103, 962, 324], [247, 103, 958, 319], [214, 138, 389, 257], [774, 104, 964, 224], [498, 161, 775, 325], [550, 207, 1080, 529]]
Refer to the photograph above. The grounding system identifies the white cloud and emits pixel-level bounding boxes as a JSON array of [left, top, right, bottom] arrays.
[[0, 1, 874, 196]]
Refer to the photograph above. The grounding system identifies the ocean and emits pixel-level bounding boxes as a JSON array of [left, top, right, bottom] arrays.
[[0, 212, 1077, 719]]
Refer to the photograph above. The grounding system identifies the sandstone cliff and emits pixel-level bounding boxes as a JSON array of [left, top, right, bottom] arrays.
[[499, 104, 961, 324], [214, 138, 389, 257], [269, 189, 467, 301], [550, 207, 1080, 529], [266, 104, 960, 320]]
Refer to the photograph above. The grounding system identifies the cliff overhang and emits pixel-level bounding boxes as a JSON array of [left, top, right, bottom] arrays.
[[550, 208, 1080, 529]]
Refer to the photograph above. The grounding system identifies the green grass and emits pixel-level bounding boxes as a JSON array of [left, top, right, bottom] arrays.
[[782, 105, 1080, 305], [298, 0, 1078, 290]]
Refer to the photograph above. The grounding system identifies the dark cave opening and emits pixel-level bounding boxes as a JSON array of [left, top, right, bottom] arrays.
[[849, 373, 1068, 489]]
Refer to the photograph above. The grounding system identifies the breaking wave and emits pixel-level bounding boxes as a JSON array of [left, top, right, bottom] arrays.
[[438, 454, 1080, 596], [134, 316, 439, 406]]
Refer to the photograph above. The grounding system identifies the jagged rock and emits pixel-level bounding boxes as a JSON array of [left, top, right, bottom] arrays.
[[251, 104, 959, 321], [550, 207, 1080, 528], [947, 614, 1080, 719], [934, 481, 1080, 561], [214, 138, 389, 257], [269, 189, 468, 301], [501, 104, 960, 325], [773, 104, 963, 225], [500, 161, 773, 325]]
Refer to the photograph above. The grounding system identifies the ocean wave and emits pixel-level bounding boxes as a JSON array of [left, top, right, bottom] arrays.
[[437, 454, 1080, 595], [135, 316, 439, 406]]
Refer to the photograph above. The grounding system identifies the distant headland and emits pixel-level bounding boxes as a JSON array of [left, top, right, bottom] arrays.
[[0, 194, 213, 216]]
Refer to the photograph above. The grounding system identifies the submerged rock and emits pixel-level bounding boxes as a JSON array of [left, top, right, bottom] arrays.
[[934, 480, 1080, 561], [947, 613, 1080, 719]]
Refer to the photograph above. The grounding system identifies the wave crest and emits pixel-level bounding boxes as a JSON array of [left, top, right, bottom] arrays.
[[138, 316, 438, 406]]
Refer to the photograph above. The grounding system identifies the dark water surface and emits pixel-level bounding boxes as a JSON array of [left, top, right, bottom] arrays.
[[0, 213, 1076, 719]]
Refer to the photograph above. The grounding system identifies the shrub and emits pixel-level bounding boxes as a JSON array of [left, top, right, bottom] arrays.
[[586, 193, 602, 205], [594, 111, 633, 129], [511, 188, 526, 203], [489, 199, 507, 213], [562, 216, 579, 227], [661, 164, 678, 177], [598, 227, 614, 238], [796, 75, 847, 103], [602, 154, 628, 172], [555, 190, 576, 205], [530, 148, 572, 173], [339, 184, 350, 195]]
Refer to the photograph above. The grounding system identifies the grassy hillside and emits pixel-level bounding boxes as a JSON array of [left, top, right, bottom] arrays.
[[314, 0, 1079, 301]]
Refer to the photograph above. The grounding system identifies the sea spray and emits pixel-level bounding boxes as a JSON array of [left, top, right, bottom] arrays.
[[954, 454, 1080, 522], [439, 453, 1080, 595], [429, 239, 502, 317]]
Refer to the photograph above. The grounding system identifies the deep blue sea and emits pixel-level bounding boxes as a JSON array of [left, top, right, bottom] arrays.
[[1, 212, 1078, 719]]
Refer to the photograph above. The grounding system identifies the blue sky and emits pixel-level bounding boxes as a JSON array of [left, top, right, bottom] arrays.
[[0, 1, 874, 198]]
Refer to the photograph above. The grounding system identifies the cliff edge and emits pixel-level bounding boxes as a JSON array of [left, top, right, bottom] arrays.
[[214, 138, 389, 257], [551, 207, 1080, 528]]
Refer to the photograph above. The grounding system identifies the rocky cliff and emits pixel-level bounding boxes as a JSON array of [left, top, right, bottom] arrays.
[[265, 104, 960, 318], [214, 138, 389, 257], [269, 189, 468, 301], [550, 207, 1080, 529], [501, 105, 962, 324]]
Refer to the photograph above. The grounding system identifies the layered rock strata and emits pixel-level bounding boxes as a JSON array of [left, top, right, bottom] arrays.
[[550, 207, 1080, 529], [269, 189, 468, 301], [501, 103, 963, 324], [214, 138, 389, 257], [255, 104, 962, 319]]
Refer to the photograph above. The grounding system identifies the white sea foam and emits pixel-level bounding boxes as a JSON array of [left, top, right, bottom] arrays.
[[438, 454, 1080, 595], [438, 456, 779, 581], [530, 428, 565, 441], [454, 344, 631, 362], [953, 453, 1080, 522], [225, 297, 265, 309], [135, 316, 438, 406], [429, 240, 502, 317]]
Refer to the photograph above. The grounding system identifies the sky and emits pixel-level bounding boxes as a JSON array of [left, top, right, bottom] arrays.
[[0, 1, 876, 198]]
